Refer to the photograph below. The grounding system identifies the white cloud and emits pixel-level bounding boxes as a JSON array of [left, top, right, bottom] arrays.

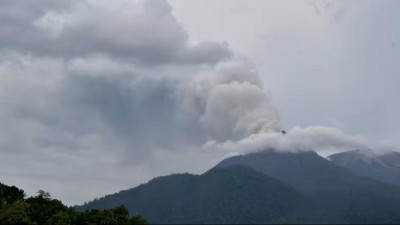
[[206, 125, 398, 157]]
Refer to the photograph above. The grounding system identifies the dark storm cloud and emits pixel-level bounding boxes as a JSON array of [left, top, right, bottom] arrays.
[[0, 0, 231, 64], [0, 0, 279, 204]]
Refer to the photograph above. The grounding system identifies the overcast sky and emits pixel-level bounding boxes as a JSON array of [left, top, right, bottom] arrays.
[[0, 0, 399, 206]]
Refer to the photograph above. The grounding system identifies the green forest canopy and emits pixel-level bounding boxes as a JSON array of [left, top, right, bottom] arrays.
[[0, 182, 148, 225]]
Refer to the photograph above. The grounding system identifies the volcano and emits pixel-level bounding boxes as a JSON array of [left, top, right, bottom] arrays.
[[76, 149, 400, 224]]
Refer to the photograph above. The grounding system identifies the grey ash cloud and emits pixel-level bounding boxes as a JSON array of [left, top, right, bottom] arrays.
[[0, 0, 278, 204], [0, 0, 230, 64], [0, 0, 399, 205]]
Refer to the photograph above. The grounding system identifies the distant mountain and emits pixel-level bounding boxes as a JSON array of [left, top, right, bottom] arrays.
[[76, 166, 298, 224], [328, 150, 400, 186], [215, 150, 400, 223], [216, 150, 350, 191], [78, 150, 400, 224], [215, 150, 392, 192]]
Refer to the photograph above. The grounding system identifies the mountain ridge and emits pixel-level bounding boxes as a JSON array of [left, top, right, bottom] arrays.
[[77, 149, 400, 224], [76, 165, 298, 224], [328, 149, 400, 186]]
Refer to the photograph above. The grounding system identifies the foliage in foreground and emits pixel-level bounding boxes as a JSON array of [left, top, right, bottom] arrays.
[[0, 182, 148, 225]]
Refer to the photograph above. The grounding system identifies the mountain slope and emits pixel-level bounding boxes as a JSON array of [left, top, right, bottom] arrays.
[[76, 166, 298, 224], [328, 150, 400, 186], [78, 150, 400, 224], [215, 150, 388, 192], [216, 150, 400, 223]]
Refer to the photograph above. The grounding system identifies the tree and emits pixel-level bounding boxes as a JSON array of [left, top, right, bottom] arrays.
[[37, 190, 51, 200], [0, 200, 34, 225], [112, 205, 129, 224], [129, 215, 149, 225], [0, 183, 25, 206], [45, 211, 72, 225], [26, 190, 66, 225], [0, 183, 149, 225]]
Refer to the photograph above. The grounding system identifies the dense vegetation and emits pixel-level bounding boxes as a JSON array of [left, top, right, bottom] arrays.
[[77, 166, 299, 224], [0, 182, 148, 225], [79, 151, 400, 224], [217, 151, 400, 223]]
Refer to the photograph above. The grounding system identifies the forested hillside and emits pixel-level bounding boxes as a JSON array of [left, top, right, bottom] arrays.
[[77, 166, 299, 224], [0, 182, 147, 225], [79, 151, 400, 224]]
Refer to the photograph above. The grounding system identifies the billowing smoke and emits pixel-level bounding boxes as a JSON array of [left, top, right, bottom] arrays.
[[0, 0, 279, 155], [0, 0, 282, 204], [0, 54, 280, 158], [0, 0, 396, 205], [207, 126, 398, 157]]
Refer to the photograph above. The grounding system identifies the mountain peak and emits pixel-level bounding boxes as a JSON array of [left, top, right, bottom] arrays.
[[328, 150, 400, 186], [215, 149, 362, 192]]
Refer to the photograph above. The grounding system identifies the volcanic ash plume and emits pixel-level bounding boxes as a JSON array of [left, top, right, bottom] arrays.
[[0, 0, 284, 169], [194, 61, 281, 141]]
